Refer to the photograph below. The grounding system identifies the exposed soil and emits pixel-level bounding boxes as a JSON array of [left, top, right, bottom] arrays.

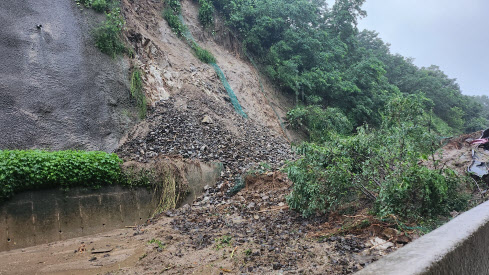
[[120, 0, 298, 142], [0, 172, 409, 275], [6, 0, 475, 274]]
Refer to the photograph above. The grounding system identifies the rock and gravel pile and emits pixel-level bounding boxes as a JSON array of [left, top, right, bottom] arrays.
[[131, 172, 387, 274], [117, 98, 293, 183]]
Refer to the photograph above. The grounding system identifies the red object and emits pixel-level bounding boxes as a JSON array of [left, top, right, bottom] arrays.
[[470, 138, 489, 145]]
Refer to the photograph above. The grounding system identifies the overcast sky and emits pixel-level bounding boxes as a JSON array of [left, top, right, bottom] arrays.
[[355, 0, 489, 96]]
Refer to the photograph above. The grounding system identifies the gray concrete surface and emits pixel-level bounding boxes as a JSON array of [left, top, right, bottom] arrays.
[[356, 201, 489, 275], [0, 160, 222, 252], [0, 186, 156, 252], [0, 0, 136, 151]]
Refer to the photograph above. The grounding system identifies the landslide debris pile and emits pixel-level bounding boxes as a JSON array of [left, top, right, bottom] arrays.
[[117, 98, 293, 182], [131, 173, 387, 274]]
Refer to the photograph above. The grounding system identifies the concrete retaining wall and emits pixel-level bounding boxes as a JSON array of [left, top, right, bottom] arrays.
[[0, 186, 156, 252], [0, 160, 222, 252], [356, 201, 489, 275]]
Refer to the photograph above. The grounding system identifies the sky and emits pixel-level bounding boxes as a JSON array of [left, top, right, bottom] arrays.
[[355, 0, 489, 96]]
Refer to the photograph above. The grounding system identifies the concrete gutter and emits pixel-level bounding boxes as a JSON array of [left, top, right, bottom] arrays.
[[356, 200, 489, 275]]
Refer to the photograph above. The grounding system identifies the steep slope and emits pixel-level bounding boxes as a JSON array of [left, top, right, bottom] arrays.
[[0, 0, 137, 151], [120, 0, 294, 141]]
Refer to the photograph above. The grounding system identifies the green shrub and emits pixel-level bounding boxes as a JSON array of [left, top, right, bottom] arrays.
[[93, 8, 126, 57], [163, 9, 187, 37], [377, 167, 469, 219], [166, 0, 181, 13], [91, 0, 108, 12], [287, 105, 353, 142], [75, 0, 118, 12], [0, 150, 123, 201], [198, 0, 214, 28], [130, 69, 147, 119], [191, 42, 216, 63], [286, 95, 471, 221]]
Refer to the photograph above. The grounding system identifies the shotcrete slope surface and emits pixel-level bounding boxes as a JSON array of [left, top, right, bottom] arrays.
[[0, 0, 135, 151]]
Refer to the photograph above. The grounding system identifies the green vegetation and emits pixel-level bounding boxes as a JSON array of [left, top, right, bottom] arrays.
[[0, 150, 122, 201], [75, 0, 126, 57], [148, 239, 165, 250], [0, 150, 188, 215], [166, 0, 182, 13], [191, 42, 216, 63], [287, 95, 471, 221], [197, 0, 214, 28], [214, 235, 233, 250], [204, 0, 485, 224], [163, 1, 217, 64], [287, 104, 353, 142], [209, 0, 488, 133], [123, 161, 189, 215], [162, 9, 187, 37], [130, 69, 147, 119], [93, 8, 126, 57], [75, 0, 117, 12]]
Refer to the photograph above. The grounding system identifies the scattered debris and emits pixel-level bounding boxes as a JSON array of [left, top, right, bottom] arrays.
[[117, 98, 293, 186], [91, 248, 113, 254], [468, 129, 489, 178]]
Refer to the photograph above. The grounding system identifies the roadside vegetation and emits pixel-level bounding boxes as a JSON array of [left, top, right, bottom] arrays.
[[0, 150, 187, 214], [195, 0, 214, 28], [287, 95, 471, 223], [205, 0, 486, 226], [0, 150, 122, 201]]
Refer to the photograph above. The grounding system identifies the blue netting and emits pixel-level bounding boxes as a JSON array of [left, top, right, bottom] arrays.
[[178, 14, 247, 118]]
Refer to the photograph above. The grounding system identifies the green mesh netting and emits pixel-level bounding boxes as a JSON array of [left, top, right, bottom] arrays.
[[179, 14, 196, 43], [211, 63, 248, 118], [178, 14, 247, 118]]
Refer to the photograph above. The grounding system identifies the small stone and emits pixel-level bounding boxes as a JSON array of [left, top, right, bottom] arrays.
[[272, 263, 282, 270], [202, 115, 213, 124]]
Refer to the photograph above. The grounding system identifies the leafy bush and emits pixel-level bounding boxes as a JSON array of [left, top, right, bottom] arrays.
[[287, 105, 353, 142], [75, 0, 118, 13], [191, 42, 216, 63], [197, 0, 214, 28], [0, 150, 123, 201], [93, 8, 126, 57], [130, 69, 147, 119], [287, 95, 471, 221], [377, 167, 469, 219], [166, 0, 181, 13], [91, 0, 108, 12], [163, 9, 187, 37]]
